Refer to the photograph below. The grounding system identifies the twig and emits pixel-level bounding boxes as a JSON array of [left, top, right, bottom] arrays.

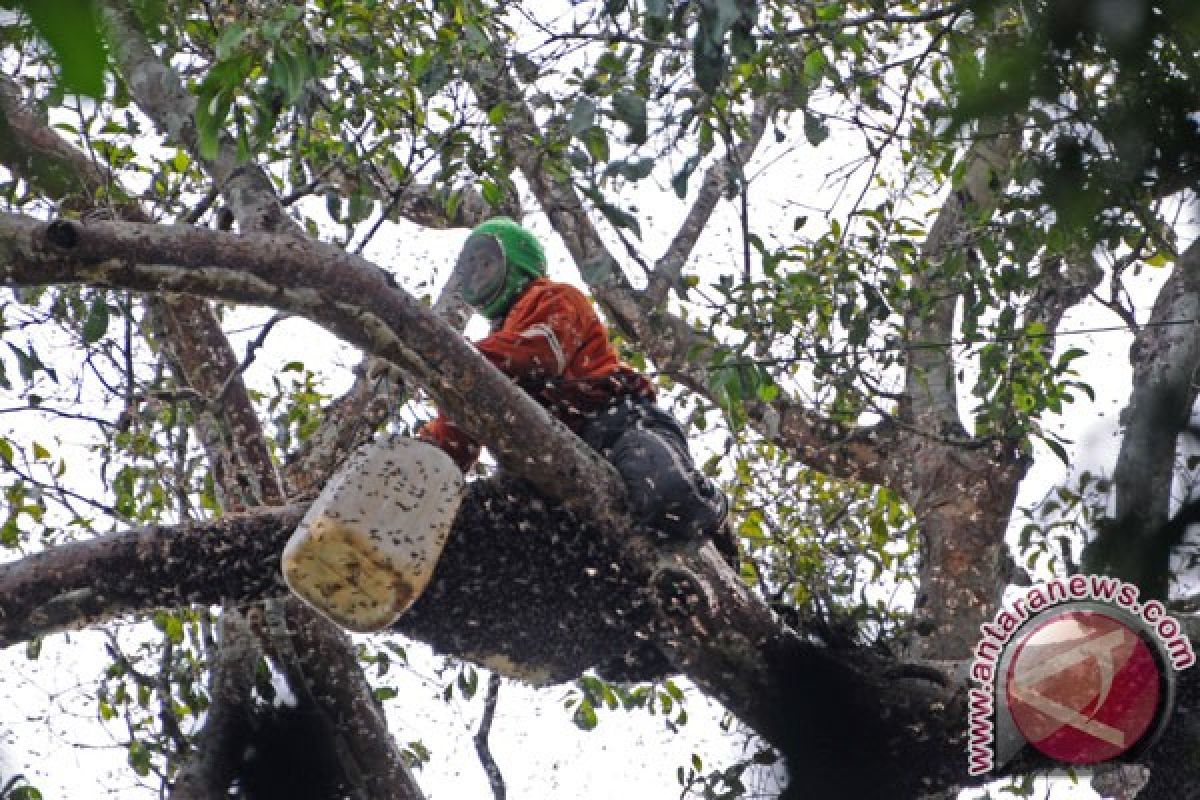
[[474, 672, 506, 800], [181, 187, 220, 225], [218, 313, 291, 401]]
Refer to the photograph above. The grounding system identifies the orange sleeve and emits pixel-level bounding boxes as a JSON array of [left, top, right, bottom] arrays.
[[417, 415, 481, 472], [475, 285, 584, 383], [418, 283, 590, 470]]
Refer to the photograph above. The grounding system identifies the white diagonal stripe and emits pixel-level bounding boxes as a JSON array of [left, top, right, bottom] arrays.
[[519, 323, 567, 372]]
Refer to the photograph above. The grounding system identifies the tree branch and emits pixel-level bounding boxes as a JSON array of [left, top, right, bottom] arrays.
[[1, 213, 630, 518], [474, 673, 506, 800], [1019, 251, 1105, 359], [646, 98, 772, 307], [777, 4, 967, 37], [168, 610, 262, 800], [1090, 238, 1200, 598], [84, 12, 425, 795], [98, 1, 296, 235], [900, 119, 1023, 436]]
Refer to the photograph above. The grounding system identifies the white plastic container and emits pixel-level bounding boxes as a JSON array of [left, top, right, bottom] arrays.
[[282, 435, 465, 632]]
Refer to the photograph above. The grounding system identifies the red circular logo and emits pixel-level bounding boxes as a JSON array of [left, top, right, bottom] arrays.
[[1005, 609, 1162, 764]]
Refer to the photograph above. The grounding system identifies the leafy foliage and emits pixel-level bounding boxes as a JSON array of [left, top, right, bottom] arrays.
[[952, 0, 1200, 239], [0, 0, 107, 97]]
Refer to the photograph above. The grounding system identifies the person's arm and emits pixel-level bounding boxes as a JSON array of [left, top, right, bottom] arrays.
[[416, 415, 480, 472]]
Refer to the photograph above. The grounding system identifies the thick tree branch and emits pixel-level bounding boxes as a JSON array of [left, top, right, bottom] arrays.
[[646, 98, 772, 307], [168, 610, 262, 800], [0, 213, 630, 521], [901, 120, 1022, 435], [1090, 238, 1200, 598], [16, 473, 1160, 799], [891, 120, 1027, 661], [270, 600, 426, 800]]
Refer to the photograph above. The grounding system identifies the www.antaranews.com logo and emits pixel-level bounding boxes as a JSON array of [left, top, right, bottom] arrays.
[[967, 575, 1195, 776]]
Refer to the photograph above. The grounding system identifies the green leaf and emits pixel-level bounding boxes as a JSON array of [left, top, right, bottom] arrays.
[[487, 102, 510, 126], [815, 2, 846, 21], [582, 126, 610, 163], [215, 23, 248, 61], [512, 53, 539, 83], [612, 157, 655, 182], [16, 0, 107, 97], [671, 154, 702, 198], [195, 88, 232, 162], [1044, 437, 1070, 466], [130, 0, 167, 29], [595, 197, 640, 237], [417, 54, 449, 96], [7, 343, 54, 383], [347, 192, 373, 224], [325, 190, 343, 221], [645, 0, 669, 37], [612, 90, 647, 145], [568, 97, 596, 137], [803, 48, 828, 83], [481, 179, 504, 207], [163, 615, 184, 644], [693, 29, 726, 95], [7, 784, 43, 800], [457, 666, 479, 699], [127, 740, 152, 777], [803, 111, 829, 147], [572, 698, 598, 731], [277, 46, 309, 104], [82, 295, 109, 344]]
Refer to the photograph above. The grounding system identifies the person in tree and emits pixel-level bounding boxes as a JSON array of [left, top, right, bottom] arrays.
[[419, 217, 737, 564]]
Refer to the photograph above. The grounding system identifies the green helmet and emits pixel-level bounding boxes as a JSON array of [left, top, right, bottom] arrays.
[[456, 217, 547, 320]]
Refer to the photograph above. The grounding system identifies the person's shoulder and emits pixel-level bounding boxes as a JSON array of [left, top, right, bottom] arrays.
[[523, 279, 593, 310]]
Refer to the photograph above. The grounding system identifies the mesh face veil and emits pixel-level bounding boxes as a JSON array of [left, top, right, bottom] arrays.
[[456, 217, 548, 320], [456, 233, 507, 313]]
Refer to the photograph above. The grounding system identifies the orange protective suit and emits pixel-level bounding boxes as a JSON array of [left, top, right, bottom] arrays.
[[418, 277, 653, 470]]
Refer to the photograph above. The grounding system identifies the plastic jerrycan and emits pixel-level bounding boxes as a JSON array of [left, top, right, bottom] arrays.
[[282, 434, 465, 632]]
